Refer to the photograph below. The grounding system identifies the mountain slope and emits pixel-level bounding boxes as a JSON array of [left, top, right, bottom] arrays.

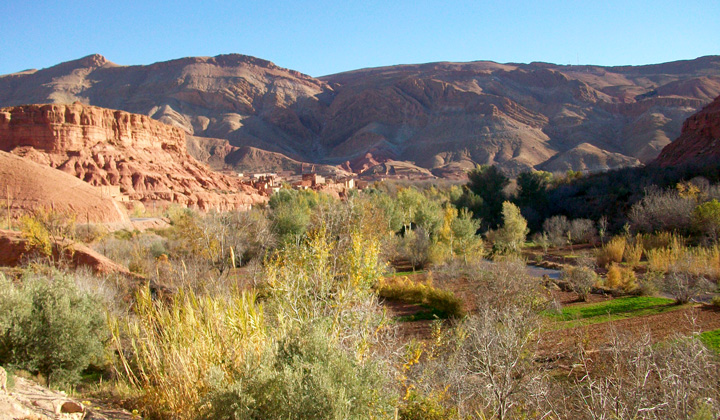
[[1, 54, 719, 176], [653, 94, 720, 167]]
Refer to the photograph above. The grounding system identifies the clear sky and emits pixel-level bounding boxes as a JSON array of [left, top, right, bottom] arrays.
[[1, 0, 718, 77]]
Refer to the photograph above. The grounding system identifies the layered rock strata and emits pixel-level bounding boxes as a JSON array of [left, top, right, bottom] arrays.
[[2, 54, 719, 176], [0, 103, 265, 211]]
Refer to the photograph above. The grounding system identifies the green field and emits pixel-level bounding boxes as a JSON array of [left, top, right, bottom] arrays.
[[700, 329, 720, 352], [545, 296, 684, 329]]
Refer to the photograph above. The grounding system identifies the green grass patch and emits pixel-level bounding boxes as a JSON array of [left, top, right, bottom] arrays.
[[391, 270, 426, 277], [544, 296, 686, 330], [546, 296, 675, 321], [700, 329, 720, 352], [395, 308, 447, 322]]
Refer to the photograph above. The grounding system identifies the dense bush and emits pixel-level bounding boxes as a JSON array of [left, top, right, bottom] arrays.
[[398, 390, 458, 420], [629, 187, 696, 234], [203, 327, 394, 420], [0, 272, 106, 387], [596, 236, 626, 268], [562, 265, 597, 301]]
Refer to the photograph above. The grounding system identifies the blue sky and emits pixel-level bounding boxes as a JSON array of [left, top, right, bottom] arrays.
[[1, 0, 718, 77]]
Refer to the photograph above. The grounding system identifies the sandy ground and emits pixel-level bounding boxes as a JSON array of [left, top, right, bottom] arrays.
[[0, 375, 135, 420]]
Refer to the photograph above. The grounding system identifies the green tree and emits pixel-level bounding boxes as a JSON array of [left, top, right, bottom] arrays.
[[0, 273, 105, 387], [693, 199, 720, 242], [491, 202, 528, 255], [461, 165, 509, 229], [516, 170, 552, 208], [397, 187, 442, 235], [269, 189, 329, 241], [451, 208, 483, 263]]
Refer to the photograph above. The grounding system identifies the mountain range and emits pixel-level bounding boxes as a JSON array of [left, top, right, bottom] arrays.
[[1, 53, 719, 177]]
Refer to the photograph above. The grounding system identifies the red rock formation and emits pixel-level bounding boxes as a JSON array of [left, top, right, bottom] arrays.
[[652, 95, 720, 167], [0, 229, 139, 278], [0, 150, 130, 226], [0, 103, 266, 211]]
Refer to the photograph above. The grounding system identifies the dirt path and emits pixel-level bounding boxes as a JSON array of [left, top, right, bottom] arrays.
[[382, 298, 435, 340], [0, 374, 136, 420]]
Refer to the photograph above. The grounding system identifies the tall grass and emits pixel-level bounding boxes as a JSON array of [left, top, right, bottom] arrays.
[[605, 263, 637, 292], [647, 243, 720, 279], [623, 238, 644, 268], [263, 227, 387, 348], [109, 287, 266, 419], [637, 231, 684, 251], [596, 236, 626, 268]]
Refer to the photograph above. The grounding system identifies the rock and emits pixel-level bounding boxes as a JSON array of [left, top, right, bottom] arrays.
[[55, 400, 84, 415], [0, 366, 6, 394], [652, 94, 720, 167], [0, 103, 267, 211], [0, 376, 133, 420]]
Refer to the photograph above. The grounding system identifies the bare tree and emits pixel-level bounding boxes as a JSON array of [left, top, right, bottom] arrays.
[[567, 326, 720, 419], [460, 307, 544, 420]]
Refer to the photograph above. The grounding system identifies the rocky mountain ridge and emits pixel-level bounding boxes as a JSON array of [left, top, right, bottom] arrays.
[[1, 54, 719, 176], [0, 103, 266, 211], [653, 94, 720, 167]]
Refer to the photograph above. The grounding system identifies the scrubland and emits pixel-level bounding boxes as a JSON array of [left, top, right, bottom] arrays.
[[2, 165, 720, 419]]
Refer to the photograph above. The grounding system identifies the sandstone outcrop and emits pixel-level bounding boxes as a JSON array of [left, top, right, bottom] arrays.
[[1, 54, 719, 176], [652, 95, 720, 167], [0, 103, 266, 211], [0, 229, 139, 278], [0, 150, 130, 226]]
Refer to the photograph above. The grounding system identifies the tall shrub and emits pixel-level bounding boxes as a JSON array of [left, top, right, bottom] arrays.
[[0, 272, 105, 387]]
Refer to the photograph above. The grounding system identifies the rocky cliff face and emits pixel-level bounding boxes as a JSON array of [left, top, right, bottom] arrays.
[[0, 103, 265, 211], [1, 54, 719, 176], [652, 95, 720, 167]]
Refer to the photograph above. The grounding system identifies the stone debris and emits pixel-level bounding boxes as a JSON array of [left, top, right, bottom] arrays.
[[0, 375, 135, 420]]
